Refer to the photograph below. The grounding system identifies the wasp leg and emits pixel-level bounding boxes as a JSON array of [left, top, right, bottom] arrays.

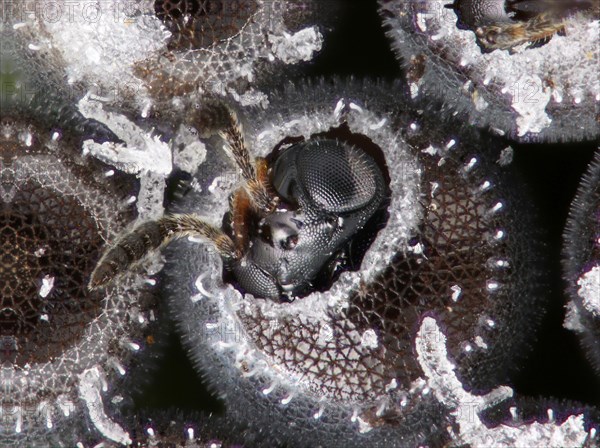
[[219, 109, 278, 213], [476, 12, 566, 51], [89, 214, 238, 290]]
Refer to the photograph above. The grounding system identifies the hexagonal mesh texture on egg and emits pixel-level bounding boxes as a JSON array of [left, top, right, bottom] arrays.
[[154, 0, 260, 50], [0, 134, 131, 368]]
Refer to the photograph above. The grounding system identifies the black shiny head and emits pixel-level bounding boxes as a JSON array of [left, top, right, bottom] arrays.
[[447, 0, 511, 29], [232, 139, 387, 301]]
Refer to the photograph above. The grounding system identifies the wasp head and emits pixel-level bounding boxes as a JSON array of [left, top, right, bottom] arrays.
[[232, 138, 387, 301]]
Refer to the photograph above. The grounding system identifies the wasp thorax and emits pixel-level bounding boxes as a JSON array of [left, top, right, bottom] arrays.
[[231, 138, 388, 301], [154, 0, 260, 50]]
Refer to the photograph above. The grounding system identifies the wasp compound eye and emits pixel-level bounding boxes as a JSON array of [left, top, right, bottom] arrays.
[[17, 0, 332, 114], [272, 139, 384, 213], [161, 79, 549, 446], [378, 0, 600, 142], [563, 150, 600, 377]]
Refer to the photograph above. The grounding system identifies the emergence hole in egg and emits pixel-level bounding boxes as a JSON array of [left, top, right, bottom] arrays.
[[154, 0, 259, 50], [0, 183, 104, 367], [223, 123, 391, 299]]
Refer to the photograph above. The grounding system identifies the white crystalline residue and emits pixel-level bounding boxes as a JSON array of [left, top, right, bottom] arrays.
[[416, 317, 513, 408], [136, 171, 166, 220], [83, 138, 171, 176], [510, 75, 552, 136], [410, 82, 420, 99], [109, 2, 319, 106], [408, 242, 425, 255], [39, 275, 55, 298], [173, 141, 206, 174], [497, 146, 514, 166], [431, 29, 447, 42], [56, 395, 75, 417], [317, 323, 334, 345], [422, 145, 438, 156], [172, 125, 207, 175], [450, 285, 462, 302], [227, 88, 270, 108], [473, 92, 488, 111], [32, 1, 168, 100], [416, 13, 433, 32], [78, 96, 172, 175], [360, 329, 379, 349], [474, 336, 488, 350], [188, 179, 203, 193], [385, 379, 398, 392], [356, 416, 373, 434], [553, 88, 564, 103], [193, 271, 220, 302], [34, 247, 46, 257], [237, 61, 256, 83], [416, 317, 589, 447], [369, 118, 387, 130], [268, 27, 323, 64], [577, 265, 600, 317], [209, 175, 239, 196], [78, 367, 132, 445], [564, 300, 585, 333]]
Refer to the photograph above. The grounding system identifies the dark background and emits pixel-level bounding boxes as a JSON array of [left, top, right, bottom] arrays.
[[136, 0, 600, 415]]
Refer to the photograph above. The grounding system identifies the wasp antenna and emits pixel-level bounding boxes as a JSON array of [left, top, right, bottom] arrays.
[[246, 157, 279, 213], [88, 214, 238, 290], [219, 108, 256, 182], [161, 214, 239, 260], [219, 109, 277, 213], [192, 98, 234, 137], [478, 11, 566, 50]]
